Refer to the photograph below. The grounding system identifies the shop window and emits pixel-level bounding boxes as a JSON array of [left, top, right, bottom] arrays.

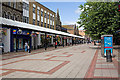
[[18, 38, 23, 49], [14, 38, 16, 50]]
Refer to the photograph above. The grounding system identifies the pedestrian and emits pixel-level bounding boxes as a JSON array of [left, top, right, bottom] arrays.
[[55, 41, 57, 48], [27, 45, 31, 53], [25, 42, 28, 52]]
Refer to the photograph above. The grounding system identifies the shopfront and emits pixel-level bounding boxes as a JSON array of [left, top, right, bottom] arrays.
[[11, 29, 32, 52]]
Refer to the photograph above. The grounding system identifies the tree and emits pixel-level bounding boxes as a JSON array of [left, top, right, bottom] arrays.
[[77, 2, 120, 44]]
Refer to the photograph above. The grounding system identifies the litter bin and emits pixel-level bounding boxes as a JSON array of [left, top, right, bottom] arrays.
[[106, 50, 112, 62]]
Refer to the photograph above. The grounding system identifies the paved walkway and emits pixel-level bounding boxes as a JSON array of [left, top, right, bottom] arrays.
[[0, 44, 119, 79], [1, 45, 72, 60]]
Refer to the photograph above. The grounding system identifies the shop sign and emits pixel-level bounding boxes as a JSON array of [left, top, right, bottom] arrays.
[[13, 29, 31, 35], [13, 29, 17, 34]]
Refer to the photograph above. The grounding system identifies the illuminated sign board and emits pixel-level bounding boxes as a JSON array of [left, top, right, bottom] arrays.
[[104, 36, 113, 56]]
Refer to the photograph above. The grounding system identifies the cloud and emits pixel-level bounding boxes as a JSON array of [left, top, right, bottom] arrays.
[[79, 27, 84, 30], [75, 8, 81, 14], [75, 8, 84, 14]]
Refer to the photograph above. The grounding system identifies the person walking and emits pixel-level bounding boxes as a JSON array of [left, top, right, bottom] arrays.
[[25, 42, 28, 52], [55, 41, 57, 48], [27, 44, 31, 53]]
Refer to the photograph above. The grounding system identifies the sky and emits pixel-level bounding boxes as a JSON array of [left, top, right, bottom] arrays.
[[36, 1, 85, 30]]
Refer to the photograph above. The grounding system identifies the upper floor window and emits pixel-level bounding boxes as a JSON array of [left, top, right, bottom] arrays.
[[41, 22, 43, 27], [53, 17, 54, 21], [41, 11, 43, 16], [16, 16, 20, 21], [47, 14, 49, 19], [33, 7, 35, 13], [8, 2, 11, 6], [13, 2, 16, 8], [44, 23, 46, 27], [23, 2, 29, 10], [2, 11, 7, 18], [44, 13, 46, 18], [8, 12, 11, 19], [53, 26, 54, 29], [13, 14, 16, 20], [37, 9, 39, 15], [50, 25, 52, 29], [33, 19, 35, 25], [50, 16, 52, 20], [47, 24, 49, 28], [37, 21, 39, 26]]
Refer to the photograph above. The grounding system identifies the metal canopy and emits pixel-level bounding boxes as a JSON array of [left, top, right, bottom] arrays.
[[1, 17, 84, 39]]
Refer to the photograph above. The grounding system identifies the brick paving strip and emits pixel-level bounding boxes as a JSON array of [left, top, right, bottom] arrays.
[[84, 48, 119, 79]]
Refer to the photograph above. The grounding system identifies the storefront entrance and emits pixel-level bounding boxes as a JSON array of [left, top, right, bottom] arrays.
[[11, 29, 31, 52]]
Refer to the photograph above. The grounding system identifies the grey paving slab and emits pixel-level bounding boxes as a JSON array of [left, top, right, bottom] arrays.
[[94, 69, 102, 76]]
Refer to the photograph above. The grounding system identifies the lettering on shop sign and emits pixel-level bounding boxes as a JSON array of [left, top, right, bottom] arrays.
[[13, 29, 30, 35]]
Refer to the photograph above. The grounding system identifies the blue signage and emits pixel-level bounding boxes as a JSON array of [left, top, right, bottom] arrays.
[[104, 36, 113, 56], [12, 29, 31, 36], [13, 29, 17, 34], [104, 37, 112, 47]]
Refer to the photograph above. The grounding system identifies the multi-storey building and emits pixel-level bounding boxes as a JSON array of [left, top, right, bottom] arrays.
[[28, 1, 56, 30], [2, 2, 23, 22]]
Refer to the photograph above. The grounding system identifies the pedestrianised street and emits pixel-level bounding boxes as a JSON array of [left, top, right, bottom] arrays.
[[0, 44, 119, 79]]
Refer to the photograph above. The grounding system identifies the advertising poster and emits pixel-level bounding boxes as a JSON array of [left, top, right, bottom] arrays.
[[104, 36, 113, 56]]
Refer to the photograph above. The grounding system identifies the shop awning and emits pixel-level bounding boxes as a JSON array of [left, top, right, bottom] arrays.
[[1, 17, 84, 39]]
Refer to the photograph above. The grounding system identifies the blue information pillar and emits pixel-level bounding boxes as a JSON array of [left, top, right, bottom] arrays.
[[101, 35, 113, 57]]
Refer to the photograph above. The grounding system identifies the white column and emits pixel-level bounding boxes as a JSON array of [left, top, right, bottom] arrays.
[[61, 36, 62, 45], [38, 33, 40, 46], [51, 36, 53, 44], [40, 33, 41, 45]]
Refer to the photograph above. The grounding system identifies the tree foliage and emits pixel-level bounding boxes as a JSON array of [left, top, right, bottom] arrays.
[[77, 2, 120, 40]]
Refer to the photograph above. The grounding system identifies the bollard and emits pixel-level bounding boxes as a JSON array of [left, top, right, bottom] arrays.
[[106, 50, 112, 62]]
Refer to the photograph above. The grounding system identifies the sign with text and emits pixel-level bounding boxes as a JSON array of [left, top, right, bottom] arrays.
[[104, 36, 113, 56]]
